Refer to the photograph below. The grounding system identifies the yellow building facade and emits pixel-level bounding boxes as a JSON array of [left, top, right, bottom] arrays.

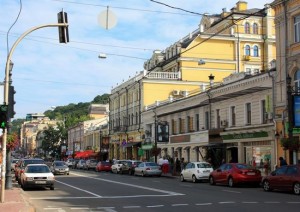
[[109, 1, 276, 160]]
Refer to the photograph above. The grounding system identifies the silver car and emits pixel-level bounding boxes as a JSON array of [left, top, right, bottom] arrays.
[[50, 161, 69, 175], [134, 162, 162, 177]]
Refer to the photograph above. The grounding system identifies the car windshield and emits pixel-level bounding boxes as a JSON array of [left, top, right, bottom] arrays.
[[55, 162, 66, 166], [236, 164, 253, 169], [24, 160, 44, 166], [26, 166, 51, 173], [197, 163, 212, 168], [145, 162, 158, 167]]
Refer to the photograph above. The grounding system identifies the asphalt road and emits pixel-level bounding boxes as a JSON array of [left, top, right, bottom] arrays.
[[22, 169, 300, 212]]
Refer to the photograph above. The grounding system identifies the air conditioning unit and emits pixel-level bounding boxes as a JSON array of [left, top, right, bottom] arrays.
[[244, 55, 251, 61], [172, 90, 180, 96]]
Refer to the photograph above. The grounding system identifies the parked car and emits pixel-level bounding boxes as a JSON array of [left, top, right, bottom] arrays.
[[134, 162, 162, 177], [111, 160, 131, 174], [96, 161, 112, 172], [76, 159, 86, 169], [119, 160, 142, 175], [180, 162, 213, 183], [262, 164, 300, 195], [71, 159, 79, 169], [50, 161, 69, 175], [11, 158, 19, 171], [65, 159, 74, 167], [209, 163, 262, 187], [20, 164, 55, 190], [15, 158, 45, 183], [85, 159, 98, 170]]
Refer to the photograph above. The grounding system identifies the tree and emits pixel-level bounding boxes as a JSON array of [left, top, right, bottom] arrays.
[[41, 126, 62, 158]]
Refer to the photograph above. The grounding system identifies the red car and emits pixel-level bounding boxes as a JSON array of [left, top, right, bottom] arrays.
[[209, 163, 261, 187], [262, 164, 300, 195], [95, 161, 112, 172]]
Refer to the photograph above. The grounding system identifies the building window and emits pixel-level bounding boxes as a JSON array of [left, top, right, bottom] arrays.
[[246, 103, 251, 125], [261, 100, 267, 124], [294, 70, 300, 92], [135, 112, 138, 124], [253, 45, 259, 57], [172, 119, 177, 135], [253, 23, 258, 34], [294, 15, 300, 43], [245, 22, 250, 34], [205, 111, 209, 130], [196, 114, 200, 131], [216, 109, 220, 128], [179, 118, 185, 133], [245, 45, 251, 56], [231, 106, 236, 126], [187, 116, 194, 132]]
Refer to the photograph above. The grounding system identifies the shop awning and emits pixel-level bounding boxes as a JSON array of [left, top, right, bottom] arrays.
[[74, 150, 95, 159]]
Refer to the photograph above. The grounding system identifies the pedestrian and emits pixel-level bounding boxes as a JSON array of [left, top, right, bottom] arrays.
[[175, 158, 180, 173], [264, 158, 270, 175], [279, 157, 287, 167], [180, 157, 185, 171]]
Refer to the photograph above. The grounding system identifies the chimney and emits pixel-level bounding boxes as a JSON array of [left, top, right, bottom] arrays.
[[236, 1, 248, 11], [221, 8, 227, 18]]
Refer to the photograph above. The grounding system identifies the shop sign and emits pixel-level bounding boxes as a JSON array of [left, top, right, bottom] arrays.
[[170, 135, 190, 143], [284, 122, 300, 134], [190, 132, 208, 143], [141, 144, 153, 150], [222, 131, 268, 140]]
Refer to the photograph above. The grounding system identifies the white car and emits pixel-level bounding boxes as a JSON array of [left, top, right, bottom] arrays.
[[180, 162, 213, 183], [20, 164, 55, 190], [111, 160, 130, 174]]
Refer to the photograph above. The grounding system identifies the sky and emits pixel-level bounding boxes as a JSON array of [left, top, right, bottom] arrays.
[[0, 0, 273, 119]]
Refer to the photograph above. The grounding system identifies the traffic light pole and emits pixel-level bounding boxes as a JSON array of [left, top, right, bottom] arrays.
[[1, 22, 68, 203]]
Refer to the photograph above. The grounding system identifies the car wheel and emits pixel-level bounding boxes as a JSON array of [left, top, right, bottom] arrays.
[[209, 176, 215, 185], [192, 175, 198, 183], [180, 175, 185, 182], [50, 185, 54, 190], [263, 180, 271, 192], [228, 177, 234, 187], [293, 182, 300, 195]]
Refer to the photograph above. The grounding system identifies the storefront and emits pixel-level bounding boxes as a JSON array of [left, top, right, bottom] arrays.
[[221, 126, 276, 172]]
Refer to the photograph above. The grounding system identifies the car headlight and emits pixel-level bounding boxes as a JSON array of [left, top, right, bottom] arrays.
[[26, 177, 34, 181], [65, 168, 69, 171], [48, 176, 55, 180], [54, 168, 59, 171]]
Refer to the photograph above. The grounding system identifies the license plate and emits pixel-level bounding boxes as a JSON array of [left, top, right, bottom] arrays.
[[247, 172, 255, 175], [35, 181, 46, 184]]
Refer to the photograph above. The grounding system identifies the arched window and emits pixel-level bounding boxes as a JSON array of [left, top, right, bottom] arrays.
[[253, 23, 258, 34], [245, 22, 250, 34], [253, 45, 259, 57], [294, 70, 300, 91], [245, 45, 251, 56]]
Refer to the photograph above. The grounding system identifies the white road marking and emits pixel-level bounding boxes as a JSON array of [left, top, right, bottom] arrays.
[[147, 205, 164, 208], [195, 203, 212, 206], [172, 203, 189, 206], [219, 201, 235, 204], [222, 189, 241, 193], [123, 206, 141, 208], [55, 180, 102, 197], [242, 202, 258, 204]]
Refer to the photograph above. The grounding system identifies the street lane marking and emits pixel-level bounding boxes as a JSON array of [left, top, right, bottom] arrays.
[[123, 206, 141, 208], [222, 190, 241, 193], [219, 201, 235, 204], [195, 203, 212, 206], [55, 180, 102, 197], [172, 204, 189, 206], [147, 205, 164, 208]]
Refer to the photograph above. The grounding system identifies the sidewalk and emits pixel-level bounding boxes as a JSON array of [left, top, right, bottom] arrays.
[[0, 179, 35, 212]]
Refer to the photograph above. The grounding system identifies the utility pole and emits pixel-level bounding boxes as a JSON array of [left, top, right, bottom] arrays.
[[1, 11, 69, 203]]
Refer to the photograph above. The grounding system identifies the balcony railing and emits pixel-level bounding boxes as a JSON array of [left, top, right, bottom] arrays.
[[146, 72, 181, 80]]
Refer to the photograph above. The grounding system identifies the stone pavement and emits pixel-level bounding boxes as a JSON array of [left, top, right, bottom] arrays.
[[0, 179, 35, 212]]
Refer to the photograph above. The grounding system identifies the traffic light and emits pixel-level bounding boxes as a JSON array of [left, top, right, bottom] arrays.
[[0, 105, 8, 129], [8, 85, 16, 118], [57, 10, 69, 43]]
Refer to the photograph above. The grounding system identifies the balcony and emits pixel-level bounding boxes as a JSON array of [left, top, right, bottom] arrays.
[[146, 71, 181, 80]]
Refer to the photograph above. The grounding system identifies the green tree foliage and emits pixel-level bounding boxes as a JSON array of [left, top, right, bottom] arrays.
[[41, 126, 63, 158]]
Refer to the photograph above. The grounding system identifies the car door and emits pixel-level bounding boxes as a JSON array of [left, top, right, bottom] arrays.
[[214, 164, 227, 184], [183, 163, 192, 180], [270, 166, 288, 190], [283, 166, 298, 191]]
